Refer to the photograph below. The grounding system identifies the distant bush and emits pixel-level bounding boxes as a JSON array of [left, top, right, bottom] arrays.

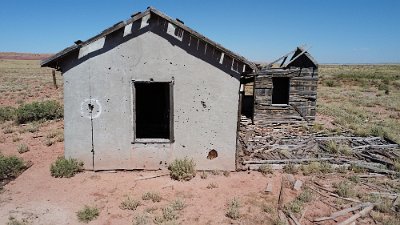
[[226, 198, 241, 220], [324, 80, 336, 87], [17, 143, 29, 154], [16, 100, 63, 124], [0, 154, 26, 181], [258, 164, 273, 175], [283, 163, 298, 174], [50, 157, 84, 178], [76, 205, 99, 223], [120, 196, 140, 211], [142, 192, 162, 202], [0, 106, 16, 122], [168, 157, 196, 181], [334, 181, 354, 198]]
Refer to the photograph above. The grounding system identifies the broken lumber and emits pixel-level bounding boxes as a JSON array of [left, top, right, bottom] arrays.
[[134, 173, 169, 181], [244, 157, 334, 164], [350, 162, 400, 175], [313, 202, 372, 222], [337, 205, 374, 225], [288, 212, 302, 225], [278, 177, 285, 209]]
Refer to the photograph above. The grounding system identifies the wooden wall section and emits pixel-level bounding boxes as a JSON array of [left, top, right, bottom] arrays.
[[253, 67, 318, 125]]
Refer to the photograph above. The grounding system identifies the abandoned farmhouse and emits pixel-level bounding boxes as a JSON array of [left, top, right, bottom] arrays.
[[42, 7, 318, 171]]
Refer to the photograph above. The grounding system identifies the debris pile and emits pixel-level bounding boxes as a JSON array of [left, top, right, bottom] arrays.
[[238, 116, 400, 175]]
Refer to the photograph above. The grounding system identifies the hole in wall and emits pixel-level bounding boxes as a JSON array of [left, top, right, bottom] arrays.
[[207, 150, 218, 160]]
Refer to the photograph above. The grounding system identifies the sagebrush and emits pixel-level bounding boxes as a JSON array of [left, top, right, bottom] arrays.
[[50, 157, 84, 178], [0, 154, 26, 181], [16, 100, 63, 124], [168, 157, 196, 181], [76, 205, 99, 223]]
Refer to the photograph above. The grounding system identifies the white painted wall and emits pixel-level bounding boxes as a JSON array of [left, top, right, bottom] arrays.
[[63, 24, 240, 171]]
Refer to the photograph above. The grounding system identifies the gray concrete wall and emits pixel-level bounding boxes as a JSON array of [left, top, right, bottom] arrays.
[[63, 17, 240, 171]]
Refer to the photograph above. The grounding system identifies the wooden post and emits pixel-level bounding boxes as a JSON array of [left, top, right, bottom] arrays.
[[52, 70, 58, 89]]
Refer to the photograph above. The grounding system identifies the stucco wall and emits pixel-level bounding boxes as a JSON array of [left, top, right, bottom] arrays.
[[63, 21, 240, 171]]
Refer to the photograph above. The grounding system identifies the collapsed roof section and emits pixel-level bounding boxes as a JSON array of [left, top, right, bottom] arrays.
[[263, 46, 318, 70], [41, 7, 257, 73]]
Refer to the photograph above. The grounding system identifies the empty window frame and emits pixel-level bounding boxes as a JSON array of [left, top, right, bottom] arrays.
[[272, 77, 290, 105], [133, 81, 173, 142]]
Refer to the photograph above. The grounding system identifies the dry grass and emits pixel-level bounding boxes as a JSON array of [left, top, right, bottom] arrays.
[[142, 192, 162, 203], [318, 65, 400, 143], [0, 59, 62, 107]]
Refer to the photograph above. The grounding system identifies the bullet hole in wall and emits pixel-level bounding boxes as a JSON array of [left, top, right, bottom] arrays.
[[207, 149, 218, 160]]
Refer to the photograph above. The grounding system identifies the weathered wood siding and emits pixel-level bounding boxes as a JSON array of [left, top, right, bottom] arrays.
[[253, 67, 318, 125]]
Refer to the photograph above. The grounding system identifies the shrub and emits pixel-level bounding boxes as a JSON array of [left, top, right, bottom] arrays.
[[337, 165, 348, 173], [285, 188, 313, 214], [162, 206, 177, 221], [76, 205, 99, 223], [133, 215, 149, 225], [339, 144, 352, 156], [25, 124, 39, 133], [285, 199, 303, 213], [223, 171, 230, 177], [283, 164, 298, 174], [226, 198, 240, 220], [325, 80, 335, 87], [272, 218, 287, 225], [297, 189, 313, 203], [326, 140, 339, 154], [168, 157, 196, 181], [0, 154, 26, 180], [44, 139, 54, 147], [370, 125, 388, 138], [3, 127, 14, 134], [349, 164, 366, 173], [259, 164, 273, 175], [16, 100, 63, 124], [142, 192, 162, 202], [7, 217, 27, 225], [170, 198, 185, 211], [374, 198, 393, 213], [12, 136, 22, 142], [207, 183, 218, 189], [120, 196, 140, 211], [320, 162, 333, 174], [393, 159, 400, 172], [211, 170, 220, 175], [261, 203, 273, 214], [301, 162, 321, 175], [50, 157, 84, 178], [17, 143, 29, 154], [334, 181, 355, 198], [0, 106, 16, 122], [348, 175, 360, 183]]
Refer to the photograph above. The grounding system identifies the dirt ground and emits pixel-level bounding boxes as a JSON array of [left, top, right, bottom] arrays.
[[0, 119, 285, 225], [0, 120, 384, 225]]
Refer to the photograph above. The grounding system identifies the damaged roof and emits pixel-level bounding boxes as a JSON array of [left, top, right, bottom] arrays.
[[41, 7, 257, 71], [263, 46, 318, 70]]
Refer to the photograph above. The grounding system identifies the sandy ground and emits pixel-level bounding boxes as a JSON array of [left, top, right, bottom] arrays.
[[0, 120, 291, 225], [0, 119, 381, 225]]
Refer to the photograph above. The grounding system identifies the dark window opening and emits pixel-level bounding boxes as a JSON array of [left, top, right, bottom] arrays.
[[272, 77, 290, 104], [135, 82, 171, 139]]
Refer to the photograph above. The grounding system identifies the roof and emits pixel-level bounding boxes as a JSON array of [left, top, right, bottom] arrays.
[[262, 46, 318, 70], [41, 7, 257, 71]]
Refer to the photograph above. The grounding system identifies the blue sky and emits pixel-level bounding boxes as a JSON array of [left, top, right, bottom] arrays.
[[0, 0, 399, 63]]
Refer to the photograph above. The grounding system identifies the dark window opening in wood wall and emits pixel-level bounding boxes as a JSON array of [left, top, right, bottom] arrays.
[[272, 77, 290, 104]]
